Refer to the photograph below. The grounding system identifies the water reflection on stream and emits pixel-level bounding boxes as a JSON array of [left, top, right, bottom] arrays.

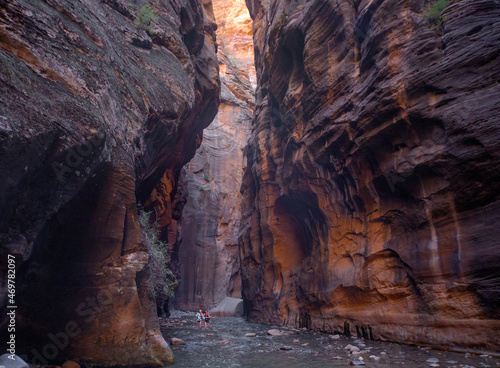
[[161, 311, 498, 368]]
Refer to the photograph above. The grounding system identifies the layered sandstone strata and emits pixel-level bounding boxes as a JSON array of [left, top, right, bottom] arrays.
[[213, 0, 256, 87], [241, 0, 500, 353], [0, 0, 219, 365], [172, 0, 254, 310]]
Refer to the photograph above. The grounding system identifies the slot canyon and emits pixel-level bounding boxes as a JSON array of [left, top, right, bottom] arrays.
[[0, 0, 499, 367]]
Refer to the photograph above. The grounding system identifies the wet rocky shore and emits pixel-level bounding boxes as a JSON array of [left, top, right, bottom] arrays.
[[160, 312, 499, 368]]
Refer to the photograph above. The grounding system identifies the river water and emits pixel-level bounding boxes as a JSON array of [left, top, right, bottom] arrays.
[[160, 311, 499, 368]]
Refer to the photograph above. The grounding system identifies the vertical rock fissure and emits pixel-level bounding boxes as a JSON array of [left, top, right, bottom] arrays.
[[171, 0, 255, 312]]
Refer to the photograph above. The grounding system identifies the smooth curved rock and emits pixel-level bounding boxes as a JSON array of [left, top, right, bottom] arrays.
[[240, 0, 500, 353], [61, 361, 80, 368], [170, 338, 186, 346], [210, 297, 244, 316], [0, 354, 29, 368]]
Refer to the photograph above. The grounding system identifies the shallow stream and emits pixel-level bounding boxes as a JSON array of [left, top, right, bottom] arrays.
[[160, 311, 499, 368]]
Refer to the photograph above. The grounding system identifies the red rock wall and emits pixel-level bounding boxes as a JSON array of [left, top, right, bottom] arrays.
[[172, 0, 254, 311], [0, 0, 219, 365], [240, 0, 500, 353]]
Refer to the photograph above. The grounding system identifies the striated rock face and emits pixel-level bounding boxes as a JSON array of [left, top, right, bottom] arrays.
[[0, 0, 219, 366], [213, 0, 256, 87], [172, 0, 254, 310], [241, 0, 500, 353]]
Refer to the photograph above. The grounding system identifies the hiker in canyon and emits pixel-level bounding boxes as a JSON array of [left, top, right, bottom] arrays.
[[196, 310, 203, 329], [204, 311, 211, 329], [1, 0, 499, 366]]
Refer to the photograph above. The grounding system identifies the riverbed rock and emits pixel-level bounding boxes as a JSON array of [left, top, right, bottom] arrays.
[[171, 338, 186, 346], [245, 333, 257, 337], [350, 360, 365, 366], [240, 0, 500, 353], [279, 346, 293, 351], [0, 0, 220, 365], [427, 357, 440, 367], [267, 329, 282, 336], [61, 361, 80, 368], [0, 354, 29, 368], [345, 344, 361, 353]]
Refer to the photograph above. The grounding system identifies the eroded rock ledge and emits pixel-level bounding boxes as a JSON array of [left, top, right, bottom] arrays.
[[0, 0, 219, 365], [240, 0, 500, 353]]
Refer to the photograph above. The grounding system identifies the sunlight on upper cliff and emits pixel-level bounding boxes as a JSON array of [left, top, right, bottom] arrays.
[[212, 0, 256, 88]]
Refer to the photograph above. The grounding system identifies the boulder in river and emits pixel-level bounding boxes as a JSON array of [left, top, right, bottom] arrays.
[[0, 354, 29, 368], [344, 344, 361, 352], [171, 338, 186, 345], [350, 360, 365, 366], [267, 329, 282, 336], [245, 333, 257, 337], [62, 361, 80, 368]]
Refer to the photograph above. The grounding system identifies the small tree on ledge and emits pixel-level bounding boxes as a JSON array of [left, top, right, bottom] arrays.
[[135, 4, 158, 34], [424, 0, 449, 31]]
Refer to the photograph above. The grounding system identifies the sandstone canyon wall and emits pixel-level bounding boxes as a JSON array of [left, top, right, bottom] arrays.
[[213, 0, 256, 87], [0, 0, 219, 365], [240, 0, 500, 353], [173, 0, 254, 311]]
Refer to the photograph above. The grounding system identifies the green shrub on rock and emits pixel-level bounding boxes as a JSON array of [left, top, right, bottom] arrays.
[[139, 209, 178, 299], [135, 4, 157, 34], [424, 0, 449, 29]]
